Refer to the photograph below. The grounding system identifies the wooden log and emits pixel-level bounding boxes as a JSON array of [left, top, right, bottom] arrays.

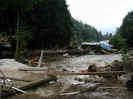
[[19, 67, 47, 71], [47, 71, 126, 76], [0, 76, 31, 82]]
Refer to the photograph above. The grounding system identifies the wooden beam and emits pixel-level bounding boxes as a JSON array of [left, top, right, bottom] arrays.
[[19, 67, 47, 71], [47, 71, 126, 76], [99, 87, 127, 89], [0, 76, 31, 82], [37, 50, 44, 67]]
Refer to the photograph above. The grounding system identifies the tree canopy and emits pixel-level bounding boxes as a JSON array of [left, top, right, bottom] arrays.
[[117, 11, 133, 47], [0, 0, 111, 54], [0, 0, 73, 50]]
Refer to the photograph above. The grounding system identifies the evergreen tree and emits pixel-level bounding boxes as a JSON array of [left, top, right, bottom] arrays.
[[0, 0, 73, 50], [71, 18, 103, 45], [27, 0, 73, 49], [117, 11, 133, 47]]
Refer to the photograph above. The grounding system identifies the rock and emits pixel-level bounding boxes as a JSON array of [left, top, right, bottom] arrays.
[[88, 64, 97, 72]]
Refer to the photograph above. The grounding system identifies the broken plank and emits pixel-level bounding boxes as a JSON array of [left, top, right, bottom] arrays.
[[47, 71, 126, 76], [59, 91, 80, 96], [37, 50, 44, 67], [2, 76, 57, 97], [19, 67, 47, 71], [5, 85, 28, 94]]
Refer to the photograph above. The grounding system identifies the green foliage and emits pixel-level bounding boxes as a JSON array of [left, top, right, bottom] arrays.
[[0, 0, 38, 33], [117, 11, 133, 47], [109, 34, 128, 54], [16, 27, 32, 51], [103, 32, 113, 40]]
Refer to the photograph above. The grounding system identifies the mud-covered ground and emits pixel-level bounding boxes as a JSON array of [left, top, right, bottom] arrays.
[[1, 54, 133, 99]]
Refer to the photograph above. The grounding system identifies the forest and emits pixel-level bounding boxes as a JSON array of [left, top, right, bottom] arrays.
[[0, 0, 133, 58], [109, 11, 133, 53]]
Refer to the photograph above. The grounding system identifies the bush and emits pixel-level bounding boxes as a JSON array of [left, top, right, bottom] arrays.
[[109, 34, 128, 54]]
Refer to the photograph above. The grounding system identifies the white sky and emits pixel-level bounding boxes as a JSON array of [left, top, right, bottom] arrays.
[[66, 0, 133, 34]]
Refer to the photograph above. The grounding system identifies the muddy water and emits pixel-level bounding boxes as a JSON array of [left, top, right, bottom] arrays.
[[31, 54, 124, 97]]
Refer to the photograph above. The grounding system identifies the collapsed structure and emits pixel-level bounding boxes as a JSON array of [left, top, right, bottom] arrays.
[[79, 41, 112, 54]]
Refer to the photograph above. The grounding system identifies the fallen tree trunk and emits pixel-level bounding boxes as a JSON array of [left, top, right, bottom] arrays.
[[19, 67, 47, 71], [47, 71, 125, 76]]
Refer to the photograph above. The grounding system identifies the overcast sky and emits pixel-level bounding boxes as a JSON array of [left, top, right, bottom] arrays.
[[66, 0, 133, 34]]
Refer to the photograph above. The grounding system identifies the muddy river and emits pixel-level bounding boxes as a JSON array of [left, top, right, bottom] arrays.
[[8, 54, 133, 99]]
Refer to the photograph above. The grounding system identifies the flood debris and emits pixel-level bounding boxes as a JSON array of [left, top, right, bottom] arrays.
[[72, 66, 76, 72], [75, 76, 106, 83], [0, 70, 28, 99], [79, 63, 97, 73], [1, 49, 133, 99], [126, 73, 133, 91], [87, 64, 97, 72], [1, 75, 57, 98], [22, 57, 40, 65], [4, 85, 28, 94], [0, 58, 57, 98], [63, 53, 69, 57], [79, 42, 111, 54], [19, 50, 48, 71]]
